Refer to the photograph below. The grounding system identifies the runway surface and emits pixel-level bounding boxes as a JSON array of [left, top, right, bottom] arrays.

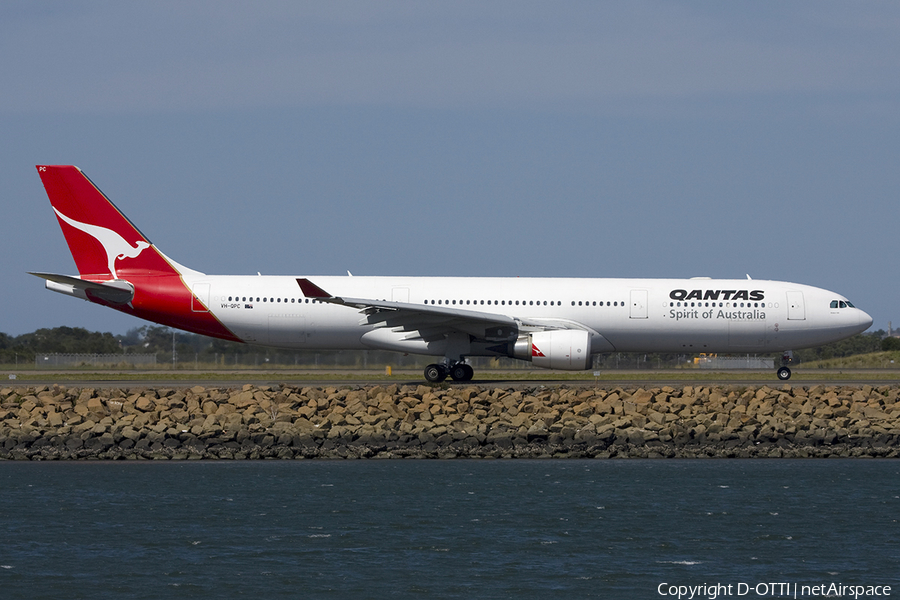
[[7, 369, 900, 389]]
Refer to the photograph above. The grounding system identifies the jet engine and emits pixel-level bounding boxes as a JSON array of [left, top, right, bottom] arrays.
[[511, 329, 592, 371]]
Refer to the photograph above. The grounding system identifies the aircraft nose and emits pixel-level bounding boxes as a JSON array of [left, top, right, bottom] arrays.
[[858, 309, 874, 331]]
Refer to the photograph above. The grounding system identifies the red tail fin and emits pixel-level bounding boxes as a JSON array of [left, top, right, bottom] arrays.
[[36, 165, 177, 280], [35, 165, 242, 342]]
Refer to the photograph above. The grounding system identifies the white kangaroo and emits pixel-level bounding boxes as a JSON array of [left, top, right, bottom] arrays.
[[53, 207, 150, 279]]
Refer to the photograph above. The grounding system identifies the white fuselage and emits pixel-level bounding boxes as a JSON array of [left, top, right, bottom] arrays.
[[189, 275, 871, 356]]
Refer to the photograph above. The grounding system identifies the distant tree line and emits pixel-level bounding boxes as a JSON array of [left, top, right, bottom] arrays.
[[794, 329, 895, 362], [1, 326, 433, 369], [0, 325, 897, 368], [1, 327, 123, 364]]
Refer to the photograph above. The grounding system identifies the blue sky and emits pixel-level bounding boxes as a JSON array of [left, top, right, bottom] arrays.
[[2, 1, 898, 336]]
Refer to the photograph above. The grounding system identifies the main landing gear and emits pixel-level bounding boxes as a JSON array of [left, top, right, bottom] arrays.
[[776, 351, 794, 381], [424, 361, 474, 383]]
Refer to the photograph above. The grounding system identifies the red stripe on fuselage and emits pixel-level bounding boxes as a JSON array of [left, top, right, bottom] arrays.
[[90, 272, 243, 343]]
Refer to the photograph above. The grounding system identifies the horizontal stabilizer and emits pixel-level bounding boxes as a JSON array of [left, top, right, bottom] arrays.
[[29, 272, 135, 304]]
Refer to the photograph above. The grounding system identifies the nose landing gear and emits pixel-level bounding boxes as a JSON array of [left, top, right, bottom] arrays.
[[776, 351, 794, 380]]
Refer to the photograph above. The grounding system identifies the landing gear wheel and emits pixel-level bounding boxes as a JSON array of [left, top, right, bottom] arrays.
[[424, 364, 447, 383], [777, 366, 792, 381], [450, 364, 474, 382]]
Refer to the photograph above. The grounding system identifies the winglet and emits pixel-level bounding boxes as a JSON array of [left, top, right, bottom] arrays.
[[297, 278, 332, 298]]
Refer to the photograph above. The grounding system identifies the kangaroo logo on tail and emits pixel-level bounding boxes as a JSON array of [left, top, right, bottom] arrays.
[[53, 207, 150, 279]]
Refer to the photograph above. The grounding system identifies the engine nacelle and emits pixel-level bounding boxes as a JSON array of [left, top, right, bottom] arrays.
[[511, 329, 592, 371]]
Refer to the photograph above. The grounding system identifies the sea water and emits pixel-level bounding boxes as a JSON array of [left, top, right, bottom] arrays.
[[0, 460, 897, 599]]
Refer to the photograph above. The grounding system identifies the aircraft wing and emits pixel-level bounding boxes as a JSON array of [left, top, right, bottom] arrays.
[[297, 278, 581, 342]]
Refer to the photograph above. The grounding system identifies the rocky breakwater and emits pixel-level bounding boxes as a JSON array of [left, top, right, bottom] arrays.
[[1, 384, 899, 460]]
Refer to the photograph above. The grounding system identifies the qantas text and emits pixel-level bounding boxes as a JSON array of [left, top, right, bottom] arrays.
[[669, 289, 765, 301]]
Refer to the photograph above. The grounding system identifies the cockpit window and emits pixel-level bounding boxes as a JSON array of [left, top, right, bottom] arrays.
[[846, 301, 855, 308], [831, 299, 856, 309], [831, 300, 839, 309]]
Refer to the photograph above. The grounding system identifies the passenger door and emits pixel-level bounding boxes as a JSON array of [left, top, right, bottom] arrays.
[[629, 289, 648, 319], [786, 291, 805, 320]]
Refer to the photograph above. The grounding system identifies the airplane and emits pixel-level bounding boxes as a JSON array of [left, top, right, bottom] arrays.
[[32, 165, 873, 382]]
